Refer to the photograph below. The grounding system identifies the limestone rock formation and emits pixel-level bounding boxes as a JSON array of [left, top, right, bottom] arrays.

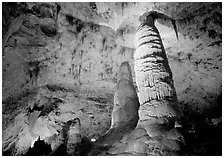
[[90, 62, 140, 152], [111, 61, 140, 129], [2, 2, 222, 156]]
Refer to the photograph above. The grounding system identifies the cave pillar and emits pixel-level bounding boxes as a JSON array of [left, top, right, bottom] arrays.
[[134, 12, 180, 136]]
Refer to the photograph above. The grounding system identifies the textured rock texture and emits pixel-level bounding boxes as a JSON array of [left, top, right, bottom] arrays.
[[2, 2, 222, 156], [111, 62, 139, 129]]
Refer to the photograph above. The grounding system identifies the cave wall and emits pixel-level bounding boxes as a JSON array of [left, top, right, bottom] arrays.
[[3, 2, 221, 118], [2, 3, 136, 101]]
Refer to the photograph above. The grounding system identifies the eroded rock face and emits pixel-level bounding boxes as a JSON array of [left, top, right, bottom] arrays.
[[3, 2, 221, 118], [2, 2, 222, 156], [2, 85, 112, 155]]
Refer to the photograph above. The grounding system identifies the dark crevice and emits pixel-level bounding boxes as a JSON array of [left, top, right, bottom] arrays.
[[208, 40, 222, 47], [40, 25, 57, 37], [138, 33, 159, 41], [26, 137, 52, 156], [90, 2, 97, 10], [66, 14, 75, 25]]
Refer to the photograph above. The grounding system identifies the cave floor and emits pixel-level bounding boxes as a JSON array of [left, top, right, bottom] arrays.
[[2, 85, 222, 156]]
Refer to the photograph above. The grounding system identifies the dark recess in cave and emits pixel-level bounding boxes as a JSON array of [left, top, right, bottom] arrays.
[[66, 14, 75, 25], [26, 137, 52, 156]]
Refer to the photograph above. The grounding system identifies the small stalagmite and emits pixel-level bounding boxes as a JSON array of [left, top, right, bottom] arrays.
[[111, 61, 140, 129], [94, 61, 140, 147]]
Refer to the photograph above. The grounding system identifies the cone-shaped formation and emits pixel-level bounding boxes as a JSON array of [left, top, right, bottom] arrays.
[[133, 11, 184, 154], [95, 62, 140, 147], [134, 12, 180, 131], [111, 62, 140, 129], [48, 118, 82, 156]]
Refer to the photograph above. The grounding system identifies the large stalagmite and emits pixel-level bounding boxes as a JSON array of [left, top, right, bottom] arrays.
[[134, 11, 181, 135]]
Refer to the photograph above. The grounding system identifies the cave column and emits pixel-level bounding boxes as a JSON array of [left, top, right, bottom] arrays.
[[134, 12, 180, 137]]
